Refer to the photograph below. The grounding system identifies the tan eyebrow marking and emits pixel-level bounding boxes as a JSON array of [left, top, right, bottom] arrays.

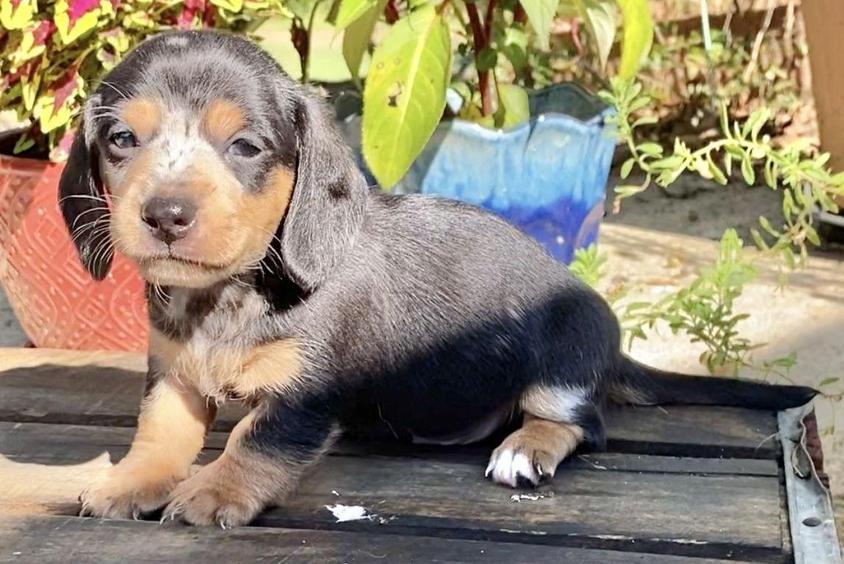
[[120, 97, 163, 142], [202, 98, 246, 144]]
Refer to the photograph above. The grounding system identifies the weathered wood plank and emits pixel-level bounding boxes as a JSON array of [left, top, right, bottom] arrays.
[[0, 515, 753, 564], [0, 421, 780, 476], [803, 0, 844, 174], [0, 422, 785, 561], [0, 349, 780, 457], [605, 406, 779, 459], [273, 459, 784, 561]]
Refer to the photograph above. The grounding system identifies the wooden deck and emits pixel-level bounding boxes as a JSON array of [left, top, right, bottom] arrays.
[[0, 348, 825, 563]]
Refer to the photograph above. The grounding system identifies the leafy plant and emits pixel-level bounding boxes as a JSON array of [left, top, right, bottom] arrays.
[[570, 233, 796, 379], [568, 243, 606, 288], [622, 229, 759, 374], [329, 0, 653, 188], [585, 75, 843, 380], [0, 0, 282, 158], [602, 77, 844, 269]]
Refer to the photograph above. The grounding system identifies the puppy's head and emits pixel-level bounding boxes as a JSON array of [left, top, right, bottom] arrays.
[[59, 30, 365, 290]]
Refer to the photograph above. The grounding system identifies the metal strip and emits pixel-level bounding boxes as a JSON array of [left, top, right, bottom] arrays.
[[779, 406, 842, 563]]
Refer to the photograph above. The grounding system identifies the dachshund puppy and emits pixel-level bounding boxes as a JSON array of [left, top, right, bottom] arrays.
[[59, 30, 816, 528]]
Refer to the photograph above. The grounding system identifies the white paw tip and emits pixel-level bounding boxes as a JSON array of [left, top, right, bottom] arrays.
[[486, 450, 539, 488]]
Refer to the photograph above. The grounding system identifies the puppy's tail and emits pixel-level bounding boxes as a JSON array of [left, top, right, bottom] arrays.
[[611, 356, 817, 410]]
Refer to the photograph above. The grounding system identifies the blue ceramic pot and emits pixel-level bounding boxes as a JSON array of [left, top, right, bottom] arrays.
[[336, 83, 616, 264]]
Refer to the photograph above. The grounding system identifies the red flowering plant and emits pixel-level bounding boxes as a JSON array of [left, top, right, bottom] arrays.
[[0, 0, 283, 160]]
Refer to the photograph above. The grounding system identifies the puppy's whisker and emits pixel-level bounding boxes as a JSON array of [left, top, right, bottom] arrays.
[[88, 237, 115, 274], [59, 194, 109, 205], [90, 111, 123, 121], [99, 80, 131, 100], [150, 283, 171, 305], [70, 218, 110, 245], [254, 226, 285, 273], [71, 207, 111, 229]]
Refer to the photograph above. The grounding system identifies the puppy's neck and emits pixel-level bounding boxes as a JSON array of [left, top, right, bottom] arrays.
[[147, 270, 308, 343], [147, 275, 261, 339]]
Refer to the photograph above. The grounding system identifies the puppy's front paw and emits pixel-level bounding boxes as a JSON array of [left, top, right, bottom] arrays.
[[162, 458, 262, 528], [80, 465, 181, 519]]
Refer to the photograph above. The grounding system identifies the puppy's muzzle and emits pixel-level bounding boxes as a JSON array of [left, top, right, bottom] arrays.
[[141, 196, 197, 244]]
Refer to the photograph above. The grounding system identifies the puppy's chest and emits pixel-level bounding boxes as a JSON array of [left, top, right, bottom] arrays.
[[150, 292, 301, 401]]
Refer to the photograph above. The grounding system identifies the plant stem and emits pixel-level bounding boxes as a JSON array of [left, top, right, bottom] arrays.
[[570, 18, 584, 57], [291, 17, 309, 83], [465, 0, 495, 116], [513, 3, 526, 24], [303, 3, 321, 83], [384, 0, 399, 24], [484, 0, 496, 36]]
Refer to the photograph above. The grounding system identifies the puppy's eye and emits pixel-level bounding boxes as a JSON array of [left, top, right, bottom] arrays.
[[228, 138, 261, 158], [108, 130, 138, 150]]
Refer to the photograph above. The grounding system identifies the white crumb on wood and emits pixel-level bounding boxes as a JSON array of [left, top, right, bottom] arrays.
[[331, 490, 340, 496], [510, 493, 544, 503], [324, 504, 370, 522]]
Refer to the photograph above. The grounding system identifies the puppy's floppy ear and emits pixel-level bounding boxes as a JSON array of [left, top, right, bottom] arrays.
[[58, 115, 113, 280], [281, 90, 367, 291]]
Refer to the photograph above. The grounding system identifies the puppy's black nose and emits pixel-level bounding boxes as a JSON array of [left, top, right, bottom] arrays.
[[141, 197, 197, 244]]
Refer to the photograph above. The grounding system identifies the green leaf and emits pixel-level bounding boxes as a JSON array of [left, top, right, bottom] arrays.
[[362, 6, 452, 189], [782, 246, 796, 269], [782, 189, 795, 218], [742, 108, 770, 141], [342, 0, 385, 83], [740, 156, 756, 185], [750, 228, 769, 251], [805, 225, 821, 246], [496, 84, 530, 128], [620, 157, 635, 179], [632, 115, 658, 127], [638, 142, 663, 156], [616, 0, 653, 79], [332, 0, 376, 28], [285, 0, 318, 20], [573, 0, 616, 70], [500, 27, 528, 72], [615, 184, 646, 198], [763, 159, 777, 189], [13, 134, 34, 154], [819, 377, 840, 388], [520, 0, 560, 50], [759, 215, 779, 237], [476, 47, 498, 72], [707, 156, 727, 185], [210, 0, 244, 11], [557, 0, 579, 18]]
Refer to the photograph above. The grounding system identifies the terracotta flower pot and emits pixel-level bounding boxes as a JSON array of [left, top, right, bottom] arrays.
[[0, 154, 147, 351]]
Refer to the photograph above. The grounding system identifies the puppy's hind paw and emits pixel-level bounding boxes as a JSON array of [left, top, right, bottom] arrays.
[[485, 448, 544, 488]]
